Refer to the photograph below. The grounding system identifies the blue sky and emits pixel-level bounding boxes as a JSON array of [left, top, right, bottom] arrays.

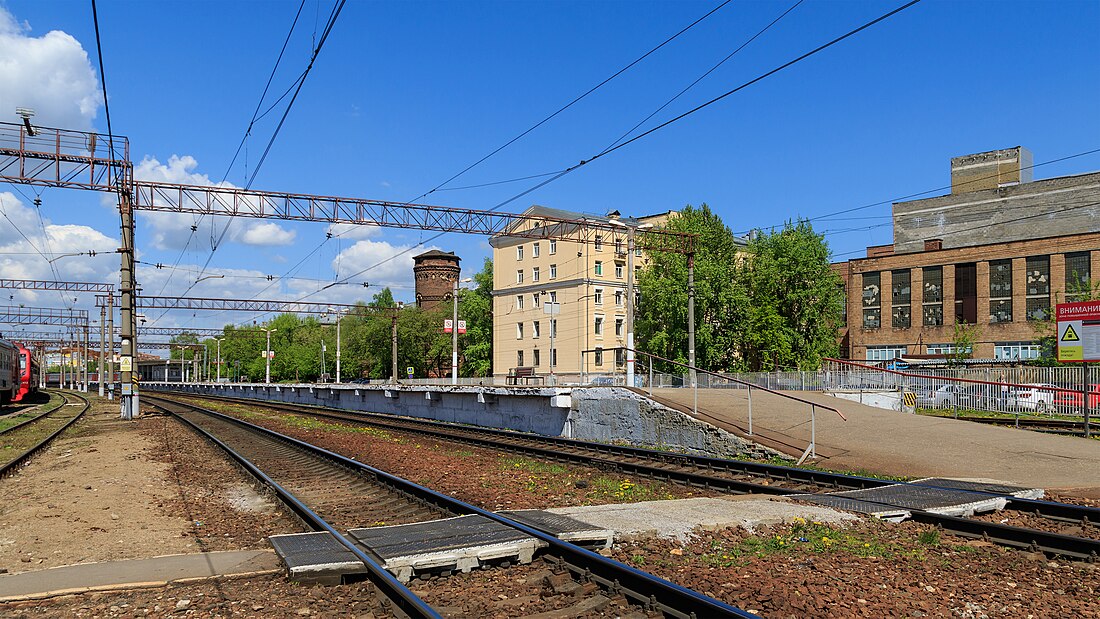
[[1, 0, 1098, 335]]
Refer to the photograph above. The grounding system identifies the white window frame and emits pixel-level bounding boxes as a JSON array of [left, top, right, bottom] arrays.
[[615, 317, 624, 337], [516, 269, 523, 284], [517, 245, 524, 260], [533, 294, 540, 308], [594, 235, 603, 251], [516, 295, 524, 310], [549, 264, 557, 279], [594, 314, 604, 336], [865, 346, 906, 361], [516, 323, 524, 339], [593, 287, 603, 305], [532, 242, 540, 258], [532, 320, 541, 339], [549, 291, 557, 302], [549, 240, 557, 255], [615, 263, 624, 279], [532, 266, 540, 282], [615, 290, 623, 307], [594, 261, 603, 276], [994, 342, 1040, 360]]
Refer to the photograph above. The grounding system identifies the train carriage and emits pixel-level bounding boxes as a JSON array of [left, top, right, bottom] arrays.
[[15, 344, 39, 402], [0, 338, 18, 404]]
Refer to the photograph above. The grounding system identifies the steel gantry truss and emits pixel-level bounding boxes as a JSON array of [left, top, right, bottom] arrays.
[[95, 295, 370, 314], [1, 121, 703, 416], [0, 279, 114, 293], [0, 306, 88, 326]]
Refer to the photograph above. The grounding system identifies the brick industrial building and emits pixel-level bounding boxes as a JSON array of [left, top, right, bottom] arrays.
[[412, 250, 462, 311], [834, 147, 1100, 361]]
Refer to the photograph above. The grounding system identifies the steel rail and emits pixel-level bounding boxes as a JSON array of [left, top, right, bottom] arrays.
[[0, 391, 69, 435], [0, 390, 88, 477], [145, 394, 756, 618], [155, 390, 1100, 561], [146, 397, 440, 619]]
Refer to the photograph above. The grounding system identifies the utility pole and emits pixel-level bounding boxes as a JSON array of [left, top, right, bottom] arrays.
[[335, 311, 341, 383], [106, 295, 114, 399], [391, 309, 398, 382], [687, 252, 696, 388], [119, 189, 138, 419], [216, 338, 224, 382], [98, 306, 105, 396], [83, 324, 90, 392], [264, 328, 276, 384]]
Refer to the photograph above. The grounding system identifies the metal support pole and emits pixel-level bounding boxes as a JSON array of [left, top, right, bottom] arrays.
[[119, 191, 138, 419], [98, 306, 105, 396], [391, 310, 398, 382], [1084, 363, 1092, 439], [810, 404, 817, 459], [216, 339, 223, 382], [265, 329, 272, 384], [687, 252, 696, 389], [180, 349, 185, 384], [335, 312, 341, 383], [452, 280, 459, 385], [83, 325, 90, 392], [748, 387, 754, 436], [647, 354, 653, 395], [625, 227, 636, 388], [106, 295, 114, 399]]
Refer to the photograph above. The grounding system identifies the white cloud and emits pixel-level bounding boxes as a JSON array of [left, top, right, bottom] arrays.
[[331, 239, 432, 292], [0, 7, 100, 130], [132, 155, 297, 249], [326, 222, 380, 241]]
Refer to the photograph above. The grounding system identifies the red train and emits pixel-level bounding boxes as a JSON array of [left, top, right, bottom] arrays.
[[0, 339, 39, 404]]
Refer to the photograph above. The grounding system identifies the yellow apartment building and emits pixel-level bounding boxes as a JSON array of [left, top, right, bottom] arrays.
[[489, 205, 673, 382]]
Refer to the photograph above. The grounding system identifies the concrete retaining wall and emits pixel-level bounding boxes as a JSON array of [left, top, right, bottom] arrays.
[[828, 389, 905, 411], [146, 382, 780, 460]]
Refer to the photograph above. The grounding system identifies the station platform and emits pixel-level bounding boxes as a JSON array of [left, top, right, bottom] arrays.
[[646, 387, 1100, 496]]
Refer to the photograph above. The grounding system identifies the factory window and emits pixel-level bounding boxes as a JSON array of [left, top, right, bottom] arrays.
[[532, 267, 540, 282], [517, 350, 524, 366], [994, 342, 1040, 361], [532, 320, 540, 339], [532, 242, 540, 258], [955, 263, 977, 324], [861, 272, 881, 329], [989, 260, 1012, 324], [517, 245, 524, 261], [891, 269, 911, 329], [594, 235, 603, 251], [1066, 252, 1091, 302], [549, 240, 557, 255], [516, 270, 523, 284], [926, 343, 957, 355], [594, 347, 604, 366], [922, 266, 943, 326], [866, 346, 906, 361], [594, 261, 603, 276], [549, 264, 557, 279], [533, 349, 541, 367], [516, 323, 524, 339], [1025, 255, 1050, 321], [594, 315, 604, 336], [516, 295, 524, 310]]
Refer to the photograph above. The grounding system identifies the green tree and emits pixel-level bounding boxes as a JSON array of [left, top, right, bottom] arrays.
[[636, 204, 742, 372], [950, 321, 979, 367], [734, 220, 843, 371], [437, 258, 494, 377]]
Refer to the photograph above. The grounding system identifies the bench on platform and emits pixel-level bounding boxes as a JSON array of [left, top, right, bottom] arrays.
[[506, 366, 544, 385]]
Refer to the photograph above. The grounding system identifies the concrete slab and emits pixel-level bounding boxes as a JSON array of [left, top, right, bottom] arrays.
[[0, 550, 280, 602], [498, 509, 615, 548], [268, 532, 366, 585], [546, 496, 859, 542], [348, 515, 545, 583]]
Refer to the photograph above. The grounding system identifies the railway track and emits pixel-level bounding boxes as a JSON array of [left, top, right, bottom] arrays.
[[0, 390, 89, 477], [157, 390, 1100, 562], [948, 414, 1096, 438], [144, 394, 757, 619]]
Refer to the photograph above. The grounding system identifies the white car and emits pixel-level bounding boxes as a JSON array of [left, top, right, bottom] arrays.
[[1007, 383, 1058, 412]]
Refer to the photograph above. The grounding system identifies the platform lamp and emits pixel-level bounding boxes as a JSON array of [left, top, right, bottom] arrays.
[[216, 338, 225, 382], [607, 216, 652, 388], [451, 277, 473, 385]]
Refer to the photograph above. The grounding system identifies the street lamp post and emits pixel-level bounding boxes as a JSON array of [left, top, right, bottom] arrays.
[[216, 338, 225, 382], [264, 328, 277, 384], [451, 278, 473, 385], [609, 218, 652, 387], [178, 346, 185, 384], [542, 292, 560, 385], [335, 310, 342, 383]]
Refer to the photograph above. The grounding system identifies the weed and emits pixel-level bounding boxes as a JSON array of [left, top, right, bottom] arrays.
[[918, 529, 941, 546]]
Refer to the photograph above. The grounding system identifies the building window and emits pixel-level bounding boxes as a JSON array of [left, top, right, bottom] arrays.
[[532, 320, 540, 339], [532, 242, 540, 258], [594, 347, 603, 366], [615, 290, 623, 307], [550, 318, 557, 338], [594, 261, 603, 276], [922, 266, 943, 326], [550, 348, 557, 367], [517, 350, 524, 366], [517, 245, 524, 260], [549, 291, 557, 303], [615, 262, 624, 279], [615, 239, 624, 254], [635, 246, 642, 258], [866, 345, 906, 361], [550, 264, 557, 279], [516, 269, 523, 284], [533, 294, 540, 308], [989, 259, 1012, 323], [1025, 256, 1050, 321], [516, 295, 524, 310], [533, 349, 541, 367], [516, 323, 524, 339], [926, 343, 957, 355], [593, 288, 603, 305], [594, 235, 603, 251], [532, 266, 540, 282], [594, 315, 604, 336], [1066, 251, 1090, 302], [891, 269, 911, 329], [862, 272, 881, 329], [615, 348, 626, 367], [549, 240, 557, 255], [615, 317, 624, 337], [994, 342, 1040, 360]]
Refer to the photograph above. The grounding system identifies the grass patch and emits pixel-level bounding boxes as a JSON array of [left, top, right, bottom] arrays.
[[500, 456, 568, 475], [700, 518, 898, 567], [588, 476, 674, 502]]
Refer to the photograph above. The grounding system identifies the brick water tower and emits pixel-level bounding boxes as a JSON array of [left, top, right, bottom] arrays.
[[412, 250, 461, 311]]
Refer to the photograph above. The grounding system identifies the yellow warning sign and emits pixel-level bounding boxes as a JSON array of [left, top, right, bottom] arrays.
[[1061, 324, 1080, 342]]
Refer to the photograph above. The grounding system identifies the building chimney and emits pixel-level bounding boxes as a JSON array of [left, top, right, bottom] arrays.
[[949, 146, 1032, 194]]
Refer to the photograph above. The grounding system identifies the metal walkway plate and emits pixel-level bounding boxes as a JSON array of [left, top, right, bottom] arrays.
[[790, 477, 1043, 520], [499, 509, 615, 548], [268, 532, 366, 585], [348, 515, 545, 583]]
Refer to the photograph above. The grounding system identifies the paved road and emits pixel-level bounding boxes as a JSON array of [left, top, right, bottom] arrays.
[[648, 387, 1100, 497]]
